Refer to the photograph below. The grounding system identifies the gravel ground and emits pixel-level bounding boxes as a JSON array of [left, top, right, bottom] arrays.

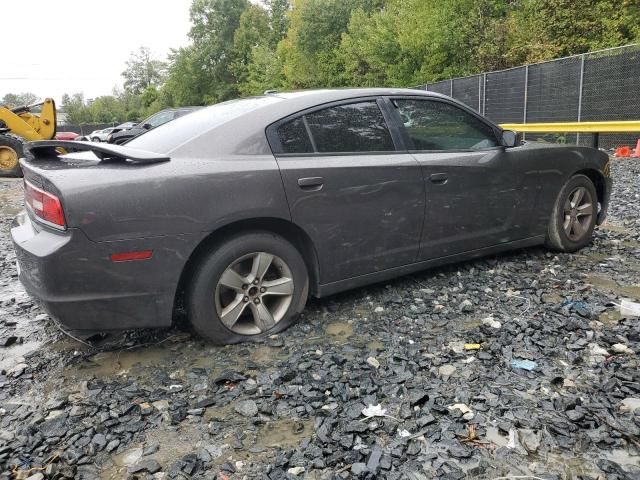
[[0, 159, 639, 480]]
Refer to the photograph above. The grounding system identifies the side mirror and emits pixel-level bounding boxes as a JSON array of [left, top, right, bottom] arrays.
[[142, 123, 153, 130], [502, 130, 519, 148]]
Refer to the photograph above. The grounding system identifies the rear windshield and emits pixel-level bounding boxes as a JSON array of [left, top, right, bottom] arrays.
[[126, 96, 282, 154]]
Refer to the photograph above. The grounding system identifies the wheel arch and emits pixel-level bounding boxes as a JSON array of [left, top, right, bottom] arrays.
[[173, 217, 321, 313], [573, 168, 606, 216]]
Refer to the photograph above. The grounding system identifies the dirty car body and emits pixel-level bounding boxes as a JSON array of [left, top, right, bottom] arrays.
[[11, 88, 612, 340]]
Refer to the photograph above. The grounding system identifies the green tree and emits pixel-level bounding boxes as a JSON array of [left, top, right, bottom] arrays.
[[241, 44, 286, 95], [268, 0, 290, 46], [162, 46, 208, 106], [61, 93, 93, 124], [279, 0, 383, 88], [142, 0, 640, 109], [88, 96, 125, 123], [506, 0, 640, 64], [188, 0, 249, 102], [235, 0, 291, 95], [122, 46, 167, 95], [232, 4, 272, 88], [339, 6, 406, 87], [1, 92, 39, 108]]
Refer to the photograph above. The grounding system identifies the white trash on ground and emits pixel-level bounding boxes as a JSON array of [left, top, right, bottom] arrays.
[[620, 299, 640, 317]]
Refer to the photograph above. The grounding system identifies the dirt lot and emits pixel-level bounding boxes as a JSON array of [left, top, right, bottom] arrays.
[[0, 159, 639, 479]]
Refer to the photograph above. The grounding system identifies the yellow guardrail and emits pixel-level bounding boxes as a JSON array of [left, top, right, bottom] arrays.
[[500, 121, 640, 133], [499, 121, 640, 148]]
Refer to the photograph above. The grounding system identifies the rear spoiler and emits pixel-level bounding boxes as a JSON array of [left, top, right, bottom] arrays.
[[25, 140, 170, 165]]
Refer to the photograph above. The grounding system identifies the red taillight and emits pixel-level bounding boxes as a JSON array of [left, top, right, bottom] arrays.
[[24, 180, 66, 230]]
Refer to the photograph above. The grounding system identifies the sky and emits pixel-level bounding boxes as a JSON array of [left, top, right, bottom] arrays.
[[1, 0, 192, 105]]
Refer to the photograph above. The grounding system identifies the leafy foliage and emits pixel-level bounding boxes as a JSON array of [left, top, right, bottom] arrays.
[[51, 0, 639, 124], [121, 47, 167, 95], [1, 93, 39, 108]]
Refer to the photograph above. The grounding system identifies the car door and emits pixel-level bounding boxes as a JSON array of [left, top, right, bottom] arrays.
[[386, 96, 534, 260], [269, 99, 425, 284]]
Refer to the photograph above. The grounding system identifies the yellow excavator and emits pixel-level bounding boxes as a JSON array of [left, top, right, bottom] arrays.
[[0, 98, 57, 177]]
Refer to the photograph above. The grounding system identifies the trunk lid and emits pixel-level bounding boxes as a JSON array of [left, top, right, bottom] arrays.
[[20, 141, 172, 232]]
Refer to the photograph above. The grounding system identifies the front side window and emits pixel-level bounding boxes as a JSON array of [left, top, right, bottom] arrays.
[[394, 99, 498, 151], [275, 101, 395, 154]]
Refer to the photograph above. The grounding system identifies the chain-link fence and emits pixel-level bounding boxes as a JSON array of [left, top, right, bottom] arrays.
[[416, 44, 640, 149]]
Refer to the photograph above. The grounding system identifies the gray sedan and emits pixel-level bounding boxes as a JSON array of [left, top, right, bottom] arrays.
[[11, 88, 612, 344]]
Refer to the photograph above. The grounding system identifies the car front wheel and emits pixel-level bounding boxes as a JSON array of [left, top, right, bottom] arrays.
[[187, 232, 309, 344], [545, 174, 598, 252]]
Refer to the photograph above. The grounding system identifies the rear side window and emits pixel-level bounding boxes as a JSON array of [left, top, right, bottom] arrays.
[[394, 99, 498, 151], [278, 117, 313, 154], [275, 101, 395, 154]]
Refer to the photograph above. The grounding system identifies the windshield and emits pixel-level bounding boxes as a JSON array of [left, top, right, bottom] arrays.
[[127, 96, 282, 154]]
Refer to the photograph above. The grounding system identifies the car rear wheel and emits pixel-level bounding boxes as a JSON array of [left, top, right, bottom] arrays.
[[0, 134, 24, 177], [187, 232, 309, 344], [545, 174, 597, 252]]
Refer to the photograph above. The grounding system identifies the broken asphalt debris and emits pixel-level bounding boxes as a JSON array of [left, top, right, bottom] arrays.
[[1, 159, 640, 477]]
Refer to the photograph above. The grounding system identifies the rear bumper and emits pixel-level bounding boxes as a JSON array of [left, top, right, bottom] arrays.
[[11, 211, 190, 331]]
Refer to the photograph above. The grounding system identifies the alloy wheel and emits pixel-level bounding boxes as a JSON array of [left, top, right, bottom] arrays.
[[563, 186, 594, 241], [214, 251, 294, 335]]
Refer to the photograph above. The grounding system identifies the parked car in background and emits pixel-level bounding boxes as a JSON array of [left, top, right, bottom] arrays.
[[89, 127, 119, 142], [13, 89, 611, 345], [54, 131, 78, 141], [107, 107, 201, 144]]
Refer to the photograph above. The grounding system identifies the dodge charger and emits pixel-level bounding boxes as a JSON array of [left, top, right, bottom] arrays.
[[11, 89, 612, 344]]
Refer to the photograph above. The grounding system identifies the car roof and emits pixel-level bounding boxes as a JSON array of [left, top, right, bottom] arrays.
[[266, 87, 444, 101]]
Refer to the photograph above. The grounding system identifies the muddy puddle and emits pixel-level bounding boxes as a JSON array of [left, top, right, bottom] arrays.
[[59, 338, 293, 385], [102, 426, 208, 480], [0, 284, 27, 304], [248, 344, 290, 365], [599, 308, 623, 325], [483, 427, 638, 477], [254, 418, 313, 449], [0, 180, 23, 216], [0, 339, 42, 372], [65, 347, 177, 378], [600, 222, 629, 233], [585, 275, 640, 300], [325, 320, 354, 343], [621, 240, 640, 249], [197, 344, 289, 374], [580, 251, 615, 263], [526, 450, 639, 479]]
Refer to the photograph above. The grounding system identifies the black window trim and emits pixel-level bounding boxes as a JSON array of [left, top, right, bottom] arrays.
[[381, 95, 506, 154], [266, 96, 406, 157]]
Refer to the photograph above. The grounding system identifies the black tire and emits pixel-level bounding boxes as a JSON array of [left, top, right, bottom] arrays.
[[0, 134, 24, 177], [91, 137, 100, 142], [187, 232, 309, 344], [545, 174, 598, 252]]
